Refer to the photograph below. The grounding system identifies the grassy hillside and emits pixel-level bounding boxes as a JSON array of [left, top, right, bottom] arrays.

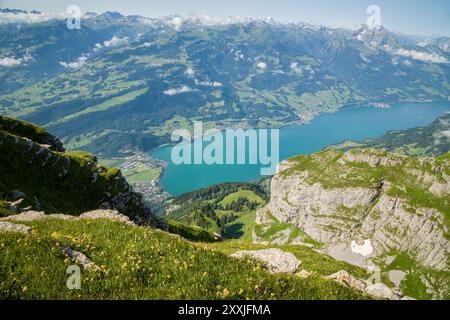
[[0, 218, 367, 300], [0, 116, 376, 300], [165, 182, 268, 237], [0, 116, 155, 224], [0, 115, 64, 151], [203, 242, 368, 280]]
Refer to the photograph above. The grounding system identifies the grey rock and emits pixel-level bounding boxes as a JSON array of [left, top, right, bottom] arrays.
[[231, 248, 301, 274], [62, 247, 100, 271], [0, 221, 31, 234], [265, 154, 449, 270], [325, 270, 366, 292], [5, 198, 24, 212], [365, 283, 398, 300], [1, 211, 45, 222], [1, 211, 75, 222], [79, 209, 136, 226], [296, 270, 312, 279], [388, 270, 407, 287]]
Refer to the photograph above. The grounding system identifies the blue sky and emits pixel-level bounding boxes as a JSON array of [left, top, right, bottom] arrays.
[[3, 0, 450, 35]]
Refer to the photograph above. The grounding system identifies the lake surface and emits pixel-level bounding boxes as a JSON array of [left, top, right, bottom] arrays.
[[152, 102, 450, 195]]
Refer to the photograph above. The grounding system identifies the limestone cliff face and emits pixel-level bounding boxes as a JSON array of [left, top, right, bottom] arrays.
[[263, 149, 449, 270]]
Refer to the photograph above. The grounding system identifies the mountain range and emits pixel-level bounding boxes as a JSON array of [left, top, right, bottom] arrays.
[[1, 9, 449, 157]]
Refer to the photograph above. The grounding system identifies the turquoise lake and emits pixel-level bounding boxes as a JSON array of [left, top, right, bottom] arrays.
[[151, 102, 450, 196]]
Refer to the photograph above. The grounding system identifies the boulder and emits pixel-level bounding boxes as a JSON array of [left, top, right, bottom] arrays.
[[296, 270, 312, 279], [325, 270, 366, 292], [0, 221, 31, 234], [1, 211, 75, 222], [5, 198, 24, 212], [62, 247, 101, 271], [365, 283, 398, 300], [79, 209, 136, 226], [231, 248, 301, 274], [388, 270, 407, 287], [1, 211, 45, 222]]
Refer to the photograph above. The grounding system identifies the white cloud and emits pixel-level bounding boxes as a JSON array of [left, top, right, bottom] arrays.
[[433, 129, 450, 145], [402, 59, 412, 66], [395, 48, 448, 64], [0, 11, 63, 24], [94, 36, 129, 52], [441, 44, 450, 52], [59, 55, 88, 69], [104, 36, 129, 47], [170, 16, 184, 31], [136, 14, 253, 29], [0, 57, 22, 67], [163, 86, 195, 96], [233, 50, 245, 61], [195, 79, 222, 87], [186, 14, 248, 26], [0, 51, 33, 67], [23, 51, 33, 62], [290, 62, 301, 73], [185, 67, 195, 77], [256, 62, 267, 70]]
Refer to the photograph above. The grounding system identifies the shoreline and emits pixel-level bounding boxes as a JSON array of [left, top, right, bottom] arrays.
[[150, 98, 450, 154], [150, 99, 450, 197]]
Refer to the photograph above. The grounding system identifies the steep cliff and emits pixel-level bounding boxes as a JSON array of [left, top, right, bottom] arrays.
[[0, 116, 157, 225], [259, 149, 449, 298], [264, 149, 449, 269]]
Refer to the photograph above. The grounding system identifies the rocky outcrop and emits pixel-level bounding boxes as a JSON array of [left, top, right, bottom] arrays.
[[0, 117, 160, 227], [324, 270, 415, 300], [325, 270, 366, 293], [0, 115, 64, 152], [365, 283, 399, 300], [2, 209, 137, 227], [62, 247, 101, 271], [231, 248, 301, 274], [263, 149, 449, 270], [0, 221, 31, 234], [79, 210, 136, 226], [388, 270, 407, 287], [296, 270, 312, 279], [0, 211, 47, 222]]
